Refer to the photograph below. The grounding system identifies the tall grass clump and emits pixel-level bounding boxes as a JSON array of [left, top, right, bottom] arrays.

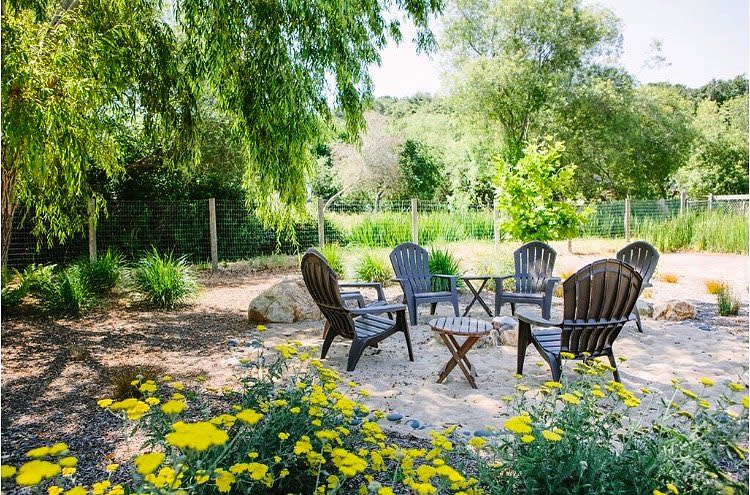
[[40, 265, 97, 315], [319, 243, 345, 276], [78, 250, 124, 294], [355, 252, 392, 284], [348, 213, 411, 246], [428, 247, 462, 291], [637, 211, 748, 254], [130, 248, 197, 308], [717, 286, 741, 316]]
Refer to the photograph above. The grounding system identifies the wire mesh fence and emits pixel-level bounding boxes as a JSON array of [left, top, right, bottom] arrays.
[[5, 195, 748, 268]]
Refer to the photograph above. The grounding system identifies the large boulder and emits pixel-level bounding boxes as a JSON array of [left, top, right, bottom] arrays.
[[653, 300, 697, 321], [248, 278, 321, 323]]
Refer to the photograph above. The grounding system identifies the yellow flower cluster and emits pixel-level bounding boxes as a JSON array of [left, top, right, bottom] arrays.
[[165, 421, 229, 451]]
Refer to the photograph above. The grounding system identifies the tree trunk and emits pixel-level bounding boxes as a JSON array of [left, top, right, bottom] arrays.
[[1, 151, 19, 268]]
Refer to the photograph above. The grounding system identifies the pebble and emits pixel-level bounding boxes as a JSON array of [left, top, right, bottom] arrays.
[[386, 413, 403, 422], [405, 419, 421, 429], [473, 429, 492, 437], [245, 339, 262, 348], [228, 339, 239, 347]]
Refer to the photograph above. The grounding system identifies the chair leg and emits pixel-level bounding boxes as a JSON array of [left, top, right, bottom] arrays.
[[407, 300, 417, 326], [347, 339, 368, 371], [549, 355, 562, 382], [634, 309, 643, 333], [510, 303, 516, 315], [321, 329, 336, 360], [451, 296, 460, 317], [542, 298, 552, 320], [430, 302, 437, 315], [516, 320, 532, 375], [607, 351, 621, 383]]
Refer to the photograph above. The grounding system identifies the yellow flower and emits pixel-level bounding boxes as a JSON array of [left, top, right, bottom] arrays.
[[315, 429, 340, 442], [1, 465, 17, 479], [680, 388, 698, 399], [560, 393, 581, 405], [560, 351, 576, 359], [294, 437, 313, 455], [743, 396, 749, 409], [504, 415, 533, 435], [139, 381, 157, 394], [274, 343, 298, 359], [592, 389, 605, 398], [698, 400, 711, 409], [256, 324, 267, 332], [65, 487, 87, 495], [468, 437, 486, 449], [278, 432, 290, 440], [195, 473, 210, 484], [161, 400, 186, 415], [666, 483, 679, 494], [236, 408, 263, 425], [543, 381, 562, 389], [15, 460, 61, 486], [654, 490, 667, 495], [624, 397, 640, 408], [109, 398, 151, 420], [59, 457, 77, 467], [521, 435, 535, 443], [699, 377, 714, 387], [105, 463, 119, 473], [279, 468, 289, 478], [134, 452, 165, 475], [542, 430, 562, 442], [62, 467, 76, 477], [26, 446, 51, 458], [171, 382, 184, 391], [728, 382, 745, 392], [378, 488, 395, 495], [331, 448, 367, 477], [290, 407, 301, 414], [92, 480, 111, 495], [214, 468, 236, 493], [246, 463, 269, 480], [145, 397, 161, 406], [108, 484, 125, 495], [48, 486, 63, 495], [166, 422, 229, 451], [98, 399, 114, 408]]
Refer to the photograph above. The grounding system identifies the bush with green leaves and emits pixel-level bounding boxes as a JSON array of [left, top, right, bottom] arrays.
[[428, 247, 462, 291], [130, 248, 198, 308], [355, 252, 392, 284], [78, 250, 124, 294], [717, 286, 741, 316], [40, 265, 97, 315], [473, 361, 749, 494], [319, 244, 345, 276]]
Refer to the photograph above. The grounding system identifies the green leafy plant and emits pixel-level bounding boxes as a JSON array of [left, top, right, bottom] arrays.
[[130, 248, 198, 308], [496, 139, 590, 241], [428, 247, 462, 291], [717, 286, 741, 316], [40, 265, 97, 315], [78, 250, 124, 294], [319, 244, 345, 276], [355, 252, 392, 284]]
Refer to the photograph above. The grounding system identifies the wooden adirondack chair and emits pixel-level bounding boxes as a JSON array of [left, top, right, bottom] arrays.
[[617, 241, 659, 333], [494, 241, 560, 319], [516, 259, 643, 382], [301, 250, 413, 371], [390, 242, 460, 325]]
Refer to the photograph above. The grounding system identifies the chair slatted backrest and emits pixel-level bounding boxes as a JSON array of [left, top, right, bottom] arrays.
[[514, 241, 556, 293], [301, 249, 356, 339], [560, 259, 642, 356], [390, 243, 432, 294], [616, 241, 659, 288]]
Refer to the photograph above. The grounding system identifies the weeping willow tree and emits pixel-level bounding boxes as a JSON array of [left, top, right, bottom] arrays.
[[1, 0, 442, 266]]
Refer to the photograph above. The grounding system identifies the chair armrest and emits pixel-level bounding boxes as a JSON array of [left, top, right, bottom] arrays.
[[433, 274, 458, 280], [339, 282, 385, 301], [547, 277, 562, 285], [433, 274, 458, 293], [493, 275, 515, 294], [351, 304, 407, 316], [516, 312, 562, 328]]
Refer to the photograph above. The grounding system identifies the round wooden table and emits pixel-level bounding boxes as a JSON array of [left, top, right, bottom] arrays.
[[429, 317, 492, 389]]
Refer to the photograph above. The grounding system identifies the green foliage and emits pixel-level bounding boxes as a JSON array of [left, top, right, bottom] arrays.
[[319, 244, 345, 276], [78, 250, 124, 294], [717, 286, 741, 317], [428, 248, 462, 291], [355, 253, 392, 284], [1, 268, 29, 309], [477, 362, 749, 494], [130, 248, 198, 308], [108, 365, 164, 401], [636, 211, 748, 255], [39, 265, 97, 315], [310, 145, 342, 200], [497, 139, 588, 241], [397, 140, 445, 200]]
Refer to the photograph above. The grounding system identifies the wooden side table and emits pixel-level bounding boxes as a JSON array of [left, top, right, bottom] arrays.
[[429, 317, 492, 389]]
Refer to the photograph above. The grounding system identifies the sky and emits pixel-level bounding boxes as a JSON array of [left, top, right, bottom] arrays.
[[369, 0, 750, 97]]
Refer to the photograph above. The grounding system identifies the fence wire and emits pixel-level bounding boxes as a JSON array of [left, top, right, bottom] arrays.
[[6, 196, 749, 268]]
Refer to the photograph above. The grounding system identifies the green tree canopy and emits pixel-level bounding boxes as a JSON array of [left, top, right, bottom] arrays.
[[397, 140, 445, 200]]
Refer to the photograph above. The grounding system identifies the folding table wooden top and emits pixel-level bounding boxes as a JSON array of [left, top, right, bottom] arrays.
[[429, 316, 493, 389]]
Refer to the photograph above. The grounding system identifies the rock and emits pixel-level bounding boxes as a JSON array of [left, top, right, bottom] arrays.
[[653, 300, 697, 321], [636, 300, 654, 318], [386, 413, 403, 422], [228, 339, 239, 347], [474, 429, 491, 437], [492, 316, 517, 331], [406, 419, 421, 429], [247, 277, 321, 323], [245, 339, 262, 348], [500, 328, 518, 346]]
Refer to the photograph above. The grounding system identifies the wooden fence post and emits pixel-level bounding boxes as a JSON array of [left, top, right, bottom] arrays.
[[317, 197, 325, 247], [411, 198, 418, 244], [209, 198, 218, 272], [708, 193, 714, 211], [679, 191, 686, 216], [624, 196, 631, 243], [493, 198, 500, 248], [88, 197, 97, 262]]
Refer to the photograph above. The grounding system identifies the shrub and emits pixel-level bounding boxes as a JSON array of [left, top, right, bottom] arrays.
[[130, 248, 198, 308], [39, 265, 97, 315], [20, 263, 56, 294], [1, 268, 28, 309], [355, 252, 392, 284], [78, 250, 124, 294], [476, 362, 749, 494], [717, 286, 741, 316], [108, 365, 164, 401], [319, 243, 345, 276], [705, 279, 726, 295], [428, 247, 461, 291]]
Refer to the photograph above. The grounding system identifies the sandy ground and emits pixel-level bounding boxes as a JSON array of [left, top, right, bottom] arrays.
[[1, 247, 748, 474]]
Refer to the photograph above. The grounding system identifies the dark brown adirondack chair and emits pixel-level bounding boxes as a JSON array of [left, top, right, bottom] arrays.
[[617, 241, 659, 333], [516, 259, 643, 382], [494, 241, 560, 319], [301, 250, 413, 371], [390, 242, 460, 325]]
